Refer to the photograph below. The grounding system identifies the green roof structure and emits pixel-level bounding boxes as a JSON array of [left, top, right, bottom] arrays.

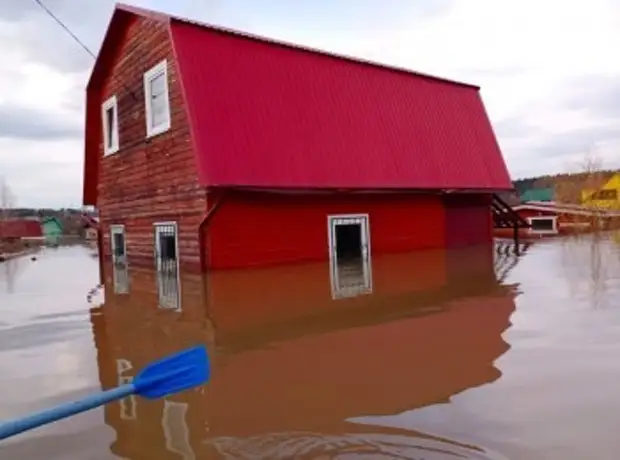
[[519, 187, 554, 202]]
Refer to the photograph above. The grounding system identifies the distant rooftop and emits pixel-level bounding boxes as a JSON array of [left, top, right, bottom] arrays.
[[520, 188, 554, 203]]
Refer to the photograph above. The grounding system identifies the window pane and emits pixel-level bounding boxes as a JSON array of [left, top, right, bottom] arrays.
[[592, 189, 617, 200], [159, 234, 176, 261], [113, 233, 125, 256], [149, 72, 168, 127], [151, 95, 168, 126], [150, 73, 165, 96], [531, 219, 554, 231], [105, 106, 115, 147]]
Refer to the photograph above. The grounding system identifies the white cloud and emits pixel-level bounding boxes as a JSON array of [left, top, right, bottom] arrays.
[[1, 0, 620, 207]]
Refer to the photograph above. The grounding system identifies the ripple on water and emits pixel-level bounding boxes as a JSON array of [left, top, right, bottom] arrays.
[[206, 431, 510, 459]]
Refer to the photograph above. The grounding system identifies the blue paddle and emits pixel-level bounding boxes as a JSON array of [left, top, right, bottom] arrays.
[[0, 345, 210, 441]]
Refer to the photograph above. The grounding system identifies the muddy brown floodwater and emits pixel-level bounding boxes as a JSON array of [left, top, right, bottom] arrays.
[[1, 235, 620, 459]]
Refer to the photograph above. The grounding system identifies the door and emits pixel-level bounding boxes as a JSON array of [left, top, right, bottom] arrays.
[[154, 222, 181, 310], [327, 214, 372, 299], [110, 225, 129, 294]]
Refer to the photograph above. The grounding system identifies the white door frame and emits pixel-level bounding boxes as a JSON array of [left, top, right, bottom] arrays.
[[110, 224, 129, 294], [162, 400, 195, 459], [116, 358, 136, 420], [154, 221, 182, 310], [327, 213, 372, 298]]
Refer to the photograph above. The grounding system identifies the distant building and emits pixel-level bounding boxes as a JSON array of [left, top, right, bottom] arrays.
[[519, 187, 554, 203], [40, 217, 63, 245], [0, 219, 43, 240], [83, 4, 522, 304], [581, 172, 620, 210], [0, 219, 43, 255]]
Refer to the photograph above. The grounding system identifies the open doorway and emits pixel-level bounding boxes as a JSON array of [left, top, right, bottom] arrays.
[[335, 223, 362, 262], [154, 222, 181, 310], [327, 214, 372, 299]]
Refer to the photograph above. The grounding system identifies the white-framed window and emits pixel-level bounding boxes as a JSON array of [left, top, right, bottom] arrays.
[[102, 95, 119, 155], [527, 216, 558, 235], [143, 59, 171, 138]]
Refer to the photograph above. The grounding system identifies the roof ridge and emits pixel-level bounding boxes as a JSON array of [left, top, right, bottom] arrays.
[[114, 2, 479, 90]]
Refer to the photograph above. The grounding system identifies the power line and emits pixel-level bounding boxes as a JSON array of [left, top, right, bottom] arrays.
[[32, 0, 96, 58], [32, 0, 139, 99]]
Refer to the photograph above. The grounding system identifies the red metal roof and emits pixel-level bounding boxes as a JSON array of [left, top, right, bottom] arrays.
[[83, 4, 512, 203], [0, 219, 42, 239]]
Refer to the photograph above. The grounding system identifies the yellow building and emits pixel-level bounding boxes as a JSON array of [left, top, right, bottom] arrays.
[[581, 172, 620, 210]]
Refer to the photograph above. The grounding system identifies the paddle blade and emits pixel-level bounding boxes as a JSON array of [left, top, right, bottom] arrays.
[[133, 345, 210, 399]]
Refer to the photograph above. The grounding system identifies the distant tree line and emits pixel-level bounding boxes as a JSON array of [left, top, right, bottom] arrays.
[[7, 207, 87, 218], [513, 170, 617, 195], [505, 169, 618, 204]]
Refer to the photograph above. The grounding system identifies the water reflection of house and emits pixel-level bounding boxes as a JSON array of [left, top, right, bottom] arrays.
[[92, 245, 525, 459], [83, 4, 525, 303]]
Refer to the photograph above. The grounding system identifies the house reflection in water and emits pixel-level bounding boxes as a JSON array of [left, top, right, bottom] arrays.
[[91, 243, 529, 459]]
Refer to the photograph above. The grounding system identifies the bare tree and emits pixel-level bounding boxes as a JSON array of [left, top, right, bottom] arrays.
[[554, 150, 608, 205], [0, 176, 15, 221], [0, 176, 16, 256]]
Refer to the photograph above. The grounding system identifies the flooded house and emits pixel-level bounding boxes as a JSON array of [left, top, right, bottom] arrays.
[[83, 3, 523, 300]]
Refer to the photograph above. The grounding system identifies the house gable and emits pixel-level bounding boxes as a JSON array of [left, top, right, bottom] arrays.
[[83, 7, 208, 273], [83, 8, 139, 206]]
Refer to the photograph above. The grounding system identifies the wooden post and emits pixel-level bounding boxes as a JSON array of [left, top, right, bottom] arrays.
[[513, 221, 520, 255]]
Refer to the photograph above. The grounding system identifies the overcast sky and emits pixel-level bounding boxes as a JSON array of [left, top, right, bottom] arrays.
[[0, 0, 619, 208]]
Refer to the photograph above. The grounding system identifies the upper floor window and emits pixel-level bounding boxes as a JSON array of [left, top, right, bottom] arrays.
[[143, 59, 171, 138], [591, 189, 617, 200], [102, 95, 119, 155]]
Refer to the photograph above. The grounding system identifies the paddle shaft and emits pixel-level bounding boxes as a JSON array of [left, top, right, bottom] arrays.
[[0, 384, 135, 440]]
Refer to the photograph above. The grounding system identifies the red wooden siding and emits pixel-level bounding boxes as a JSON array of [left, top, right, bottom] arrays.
[[94, 16, 206, 275], [0, 220, 42, 239], [171, 20, 512, 190], [443, 194, 493, 249], [205, 191, 445, 269]]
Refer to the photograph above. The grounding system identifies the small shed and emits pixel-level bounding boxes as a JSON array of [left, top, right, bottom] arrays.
[[40, 217, 63, 245], [520, 187, 554, 203], [0, 219, 43, 255], [81, 214, 100, 241]]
